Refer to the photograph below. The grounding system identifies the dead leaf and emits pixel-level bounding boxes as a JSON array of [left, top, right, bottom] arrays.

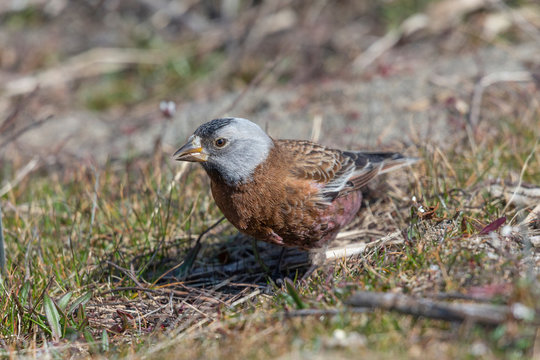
[[478, 216, 506, 235]]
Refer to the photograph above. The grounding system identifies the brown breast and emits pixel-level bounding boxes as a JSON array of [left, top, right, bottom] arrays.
[[208, 141, 361, 248]]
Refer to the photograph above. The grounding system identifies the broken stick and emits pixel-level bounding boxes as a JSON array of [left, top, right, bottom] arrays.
[[346, 291, 538, 325]]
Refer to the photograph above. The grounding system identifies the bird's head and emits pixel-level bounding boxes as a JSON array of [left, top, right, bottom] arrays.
[[173, 117, 274, 185]]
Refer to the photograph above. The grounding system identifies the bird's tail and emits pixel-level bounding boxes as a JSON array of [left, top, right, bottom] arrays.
[[363, 152, 420, 174]]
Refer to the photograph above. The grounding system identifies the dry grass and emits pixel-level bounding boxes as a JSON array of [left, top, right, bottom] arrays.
[[1, 0, 540, 359], [1, 83, 539, 359]]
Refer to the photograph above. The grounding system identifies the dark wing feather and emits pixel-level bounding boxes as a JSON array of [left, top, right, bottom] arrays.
[[342, 151, 409, 190]]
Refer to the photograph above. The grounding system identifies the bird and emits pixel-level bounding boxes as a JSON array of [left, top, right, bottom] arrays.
[[173, 117, 417, 250]]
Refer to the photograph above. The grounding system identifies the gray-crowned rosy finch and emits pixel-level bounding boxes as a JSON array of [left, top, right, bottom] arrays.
[[173, 117, 416, 249]]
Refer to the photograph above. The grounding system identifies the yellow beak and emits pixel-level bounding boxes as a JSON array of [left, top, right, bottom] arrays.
[[173, 135, 208, 162]]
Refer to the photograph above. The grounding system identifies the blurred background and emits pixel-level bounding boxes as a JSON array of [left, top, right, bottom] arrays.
[[1, 2, 539, 356], [0, 0, 539, 168]]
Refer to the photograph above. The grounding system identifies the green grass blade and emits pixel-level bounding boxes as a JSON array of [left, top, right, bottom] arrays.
[[285, 279, 306, 310], [84, 328, 98, 354], [101, 329, 109, 352], [68, 291, 92, 314], [57, 292, 73, 311], [43, 294, 62, 340], [19, 281, 31, 307]]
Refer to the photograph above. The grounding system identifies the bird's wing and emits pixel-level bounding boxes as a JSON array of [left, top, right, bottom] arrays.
[[340, 151, 415, 191], [276, 140, 416, 203]]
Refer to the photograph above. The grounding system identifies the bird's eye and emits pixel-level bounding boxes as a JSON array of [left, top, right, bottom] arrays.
[[214, 138, 227, 148]]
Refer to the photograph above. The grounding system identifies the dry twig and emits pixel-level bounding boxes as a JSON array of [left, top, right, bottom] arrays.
[[0, 116, 52, 150], [283, 308, 368, 317], [1, 48, 168, 98], [325, 230, 403, 260], [469, 71, 535, 128], [352, 13, 428, 72], [502, 140, 539, 213], [491, 0, 540, 43], [0, 157, 40, 197], [218, 57, 283, 116], [346, 291, 538, 325]]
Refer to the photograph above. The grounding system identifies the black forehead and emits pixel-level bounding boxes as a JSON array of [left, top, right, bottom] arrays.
[[194, 118, 234, 138]]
